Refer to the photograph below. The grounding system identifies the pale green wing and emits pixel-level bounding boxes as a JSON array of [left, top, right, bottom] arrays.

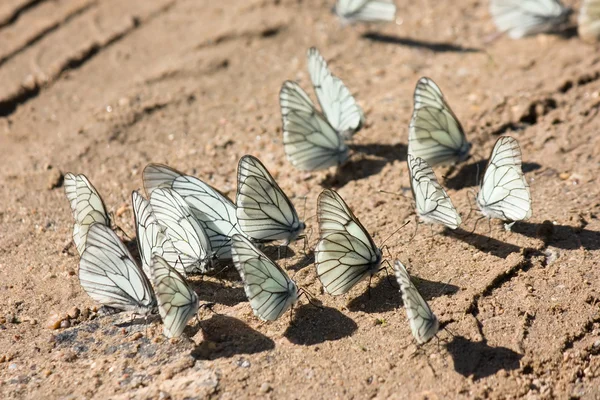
[[393, 260, 439, 344], [280, 80, 349, 171], [334, 0, 396, 23], [231, 234, 299, 321], [477, 136, 532, 222], [408, 77, 471, 167], [151, 255, 199, 338], [235, 155, 305, 245], [315, 189, 382, 296], [407, 155, 461, 229], [490, 0, 572, 39], [79, 223, 156, 314]]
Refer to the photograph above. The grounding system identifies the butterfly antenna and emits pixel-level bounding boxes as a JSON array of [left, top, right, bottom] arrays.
[[379, 220, 411, 248]]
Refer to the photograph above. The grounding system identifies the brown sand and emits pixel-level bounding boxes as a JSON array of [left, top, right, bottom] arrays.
[[1, 0, 600, 398]]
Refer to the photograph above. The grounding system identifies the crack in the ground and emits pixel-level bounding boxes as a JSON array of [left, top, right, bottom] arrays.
[[0, 0, 44, 29], [0, 0, 176, 117], [0, 2, 96, 68]]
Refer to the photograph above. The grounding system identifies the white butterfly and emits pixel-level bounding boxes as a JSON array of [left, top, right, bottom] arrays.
[[408, 77, 471, 167], [579, 0, 600, 42], [132, 190, 182, 279], [143, 163, 244, 260], [315, 189, 382, 296], [334, 0, 397, 24], [79, 223, 156, 314], [280, 80, 350, 171], [64, 173, 111, 255], [231, 234, 299, 321], [489, 0, 572, 39], [477, 136, 532, 223], [150, 188, 213, 274], [393, 260, 439, 344], [150, 255, 199, 338], [307, 47, 364, 140], [407, 154, 462, 230], [236, 155, 305, 245]]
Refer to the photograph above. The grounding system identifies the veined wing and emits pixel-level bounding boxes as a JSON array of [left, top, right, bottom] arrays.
[[335, 0, 397, 23], [307, 47, 364, 139], [132, 190, 182, 278], [236, 155, 305, 244], [280, 80, 349, 171], [407, 155, 461, 229], [477, 136, 532, 222], [143, 163, 243, 260], [579, 0, 600, 42], [408, 77, 471, 167], [490, 0, 572, 39], [393, 260, 439, 344], [151, 255, 199, 338], [79, 223, 156, 314], [150, 188, 212, 273], [231, 234, 299, 321], [315, 189, 382, 295]]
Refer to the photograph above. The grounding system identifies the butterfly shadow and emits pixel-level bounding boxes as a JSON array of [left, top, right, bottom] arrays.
[[445, 335, 522, 380], [191, 280, 247, 307], [511, 221, 600, 251], [261, 244, 297, 262], [448, 228, 522, 258], [320, 142, 407, 188], [287, 250, 315, 272], [362, 32, 482, 53], [191, 314, 275, 360], [346, 275, 459, 313], [444, 160, 542, 190], [284, 304, 357, 345]]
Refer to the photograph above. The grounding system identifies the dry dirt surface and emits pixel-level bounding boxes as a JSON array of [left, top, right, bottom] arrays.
[[1, 0, 600, 398]]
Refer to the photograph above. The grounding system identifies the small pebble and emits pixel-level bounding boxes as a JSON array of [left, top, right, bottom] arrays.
[[46, 314, 62, 330], [130, 332, 143, 341], [60, 319, 71, 329], [67, 307, 80, 320], [259, 382, 272, 394], [8, 363, 17, 370], [46, 168, 64, 190]]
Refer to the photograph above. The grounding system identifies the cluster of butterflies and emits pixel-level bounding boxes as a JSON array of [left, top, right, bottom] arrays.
[[334, 0, 600, 43], [65, 154, 439, 343]]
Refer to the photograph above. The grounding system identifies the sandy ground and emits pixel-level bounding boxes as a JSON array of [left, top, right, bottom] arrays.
[[1, 0, 600, 398]]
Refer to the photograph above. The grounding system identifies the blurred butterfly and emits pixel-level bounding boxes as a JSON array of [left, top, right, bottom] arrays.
[[477, 136, 532, 224], [150, 188, 214, 274], [151, 255, 199, 338], [236, 155, 305, 245], [315, 189, 382, 296], [79, 223, 156, 315], [307, 47, 365, 140], [579, 0, 600, 43], [132, 190, 182, 279], [231, 234, 299, 321], [490, 0, 572, 39], [64, 173, 111, 255], [143, 163, 245, 261], [408, 77, 471, 167], [280, 80, 350, 171], [407, 154, 461, 230], [393, 260, 439, 344], [334, 0, 397, 24]]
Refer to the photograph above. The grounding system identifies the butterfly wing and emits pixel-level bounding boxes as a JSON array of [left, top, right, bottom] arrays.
[[335, 0, 397, 23], [477, 136, 532, 222], [315, 189, 382, 295], [151, 255, 199, 338], [408, 77, 471, 167], [230, 234, 299, 321], [79, 223, 156, 313], [132, 191, 182, 278], [150, 188, 212, 273], [490, 0, 572, 39], [236, 155, 305, 244], [393, 260, 439, 344], [280, 80, 350, 171], [407, 155, 461, 229], [143, 163, 243, 260], [307, 47, 364, 139], [579, 0, 600, 42], [64, 173, 111, 255]]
